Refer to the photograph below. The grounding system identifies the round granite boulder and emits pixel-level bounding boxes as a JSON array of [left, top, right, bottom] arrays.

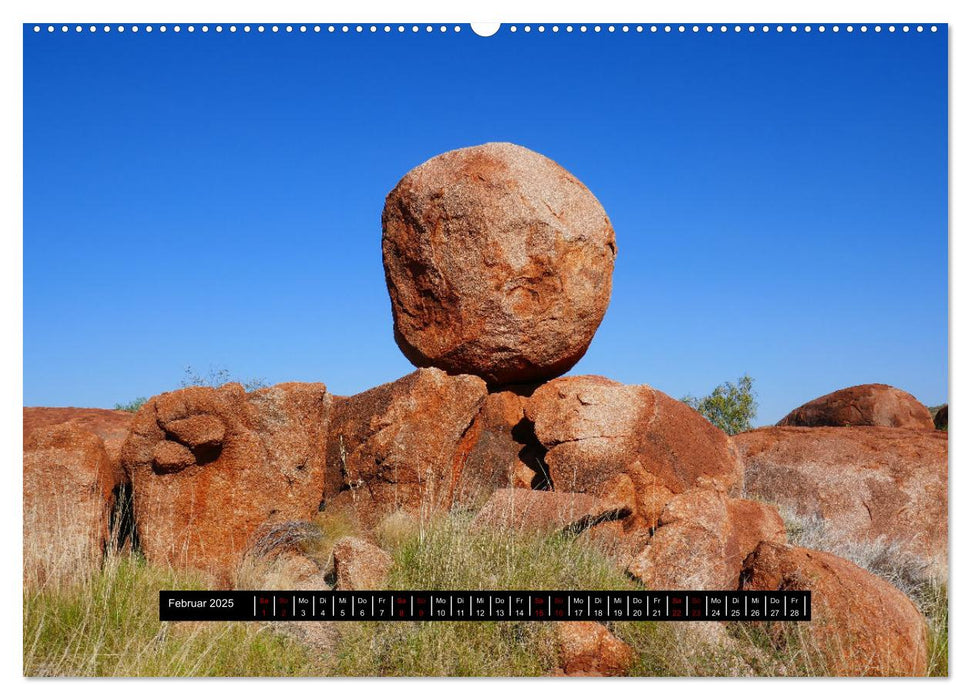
[[777, 383, 933, 430], [382, 142, 616, 385]]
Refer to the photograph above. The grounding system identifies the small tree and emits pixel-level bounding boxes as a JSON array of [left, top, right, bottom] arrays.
[[682, 374, 757, 436]]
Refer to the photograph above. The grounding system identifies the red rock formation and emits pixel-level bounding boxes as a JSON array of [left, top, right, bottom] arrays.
[[555, 622, 635, 676], [23, 406, 133, 485], [470, 488, 626, 535], [452, 388, 543, 506], [121, 382, 332, 582], [741, 542, 929, 676], [627, 489, 786, 589], [24, 425, 116, 584], [777, 384, 934, 430], [525, 376, 743, 530], [734, 426, 947, 570], [324, 368, 488, 526], [332, 537, 393, 590], [382, 142, 616, 385]]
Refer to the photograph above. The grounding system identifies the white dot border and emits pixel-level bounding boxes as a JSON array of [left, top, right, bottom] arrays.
[[28, 23, 942, 35]]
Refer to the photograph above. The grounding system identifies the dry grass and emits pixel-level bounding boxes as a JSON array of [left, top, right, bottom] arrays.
[[782, 507, 948, 676], [24, 499, 947, 677], [23, 553, 327, 676], [328, 513, 810, 677]]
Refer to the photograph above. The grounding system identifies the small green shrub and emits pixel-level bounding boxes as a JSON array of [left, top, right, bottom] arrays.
[[682, 374, 758, 435], [114, 397, 147, 413]]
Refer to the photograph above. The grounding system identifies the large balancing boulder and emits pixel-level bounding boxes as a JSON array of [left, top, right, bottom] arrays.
[[382, 142, 616, 385]]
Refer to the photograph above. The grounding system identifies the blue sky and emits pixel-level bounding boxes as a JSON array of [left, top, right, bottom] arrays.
[[23, 25, 948, 424]]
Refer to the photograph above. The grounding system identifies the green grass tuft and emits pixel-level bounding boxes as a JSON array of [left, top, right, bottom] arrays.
[[330, 514, 638, 677], [23, 554, 326, 677]]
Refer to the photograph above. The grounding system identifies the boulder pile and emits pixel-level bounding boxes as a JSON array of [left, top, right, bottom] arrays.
[[23, 143, 942, 676]]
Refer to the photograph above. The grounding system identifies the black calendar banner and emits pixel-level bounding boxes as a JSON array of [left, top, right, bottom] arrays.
[[160, 590, 811, 622]]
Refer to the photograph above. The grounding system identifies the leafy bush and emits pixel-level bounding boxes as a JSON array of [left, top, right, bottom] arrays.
[[682, 374, 758, 435]]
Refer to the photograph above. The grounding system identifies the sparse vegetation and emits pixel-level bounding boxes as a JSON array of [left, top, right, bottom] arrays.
[[682, 374, 758, 435], [114, 365, 269, 413], [331, 513, 637, 677], [181, 365, 268, 391], [322, 512, 827, 677], [114, 397, 148, 413], [23, 554, 326, 677], [24, 505, 947, 677]]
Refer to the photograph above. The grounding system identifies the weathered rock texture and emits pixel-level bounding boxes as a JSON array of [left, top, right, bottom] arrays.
[[452, 389, 540, 506], [555, 622, 635, 676], [934, 404, 948, 431], [525, 376, 743, 531], [741, 542, 928, 676], [628, 489, 786, 589], [332, 537, 393, 590], [471, 488, 625, 535], [120, 382, 332, 581], [734, 426, 947, 570], [24, 425, 116, 584], [777, 384, 934, 430], [324, 368, 488, 526], [24, 406, 133, 485], [382, 142, 617, 385], [237, 550, 328, 591]]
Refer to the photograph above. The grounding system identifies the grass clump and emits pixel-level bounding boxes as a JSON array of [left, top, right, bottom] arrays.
[[331, 513, 640, 677], [25, 506, 947, 677], [23, 554, 326, 677], [924, 581, 949, 676]]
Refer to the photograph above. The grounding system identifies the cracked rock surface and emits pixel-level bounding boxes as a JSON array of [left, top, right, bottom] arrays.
[[524, 375, 744, 534], [324, 368, 488, 527]]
